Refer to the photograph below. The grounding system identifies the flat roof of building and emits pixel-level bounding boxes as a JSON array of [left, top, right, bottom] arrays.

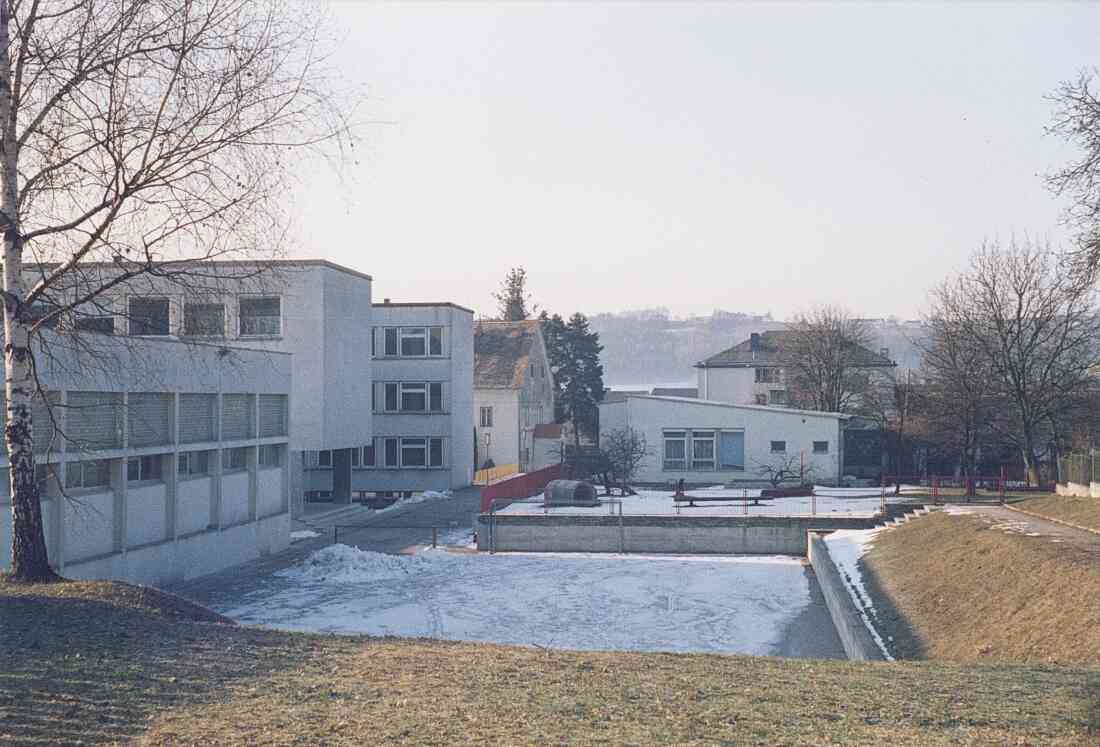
[[601, 393, 850, 420], [373, 301, 475, 314], [23, 258, 374, 282]]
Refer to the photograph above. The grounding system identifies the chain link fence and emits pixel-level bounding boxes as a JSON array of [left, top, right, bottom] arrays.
[[1058, 453, 1096, 485]]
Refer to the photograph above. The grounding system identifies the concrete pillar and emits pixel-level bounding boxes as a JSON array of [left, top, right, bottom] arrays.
[[332, 447, 352, 504]]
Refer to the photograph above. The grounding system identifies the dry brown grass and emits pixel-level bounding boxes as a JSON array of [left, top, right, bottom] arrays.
[[1014, 494, 1100, 532], [1, 578, 1098, 745], [862, 511, 1100, 665]]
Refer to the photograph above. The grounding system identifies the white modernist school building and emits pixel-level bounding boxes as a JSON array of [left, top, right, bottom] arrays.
[[599, 394, 847, 486], [0, 332, 291, 585]]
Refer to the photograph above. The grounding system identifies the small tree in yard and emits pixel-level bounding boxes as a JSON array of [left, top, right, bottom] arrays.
[[542, 311, 604, 446], [600, 426, 649, 496], [1, 0, 349, 582], [755, 454, 814, 488]]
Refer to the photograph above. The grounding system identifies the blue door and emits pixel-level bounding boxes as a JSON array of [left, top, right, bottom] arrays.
[[719, 431, 744, 470]]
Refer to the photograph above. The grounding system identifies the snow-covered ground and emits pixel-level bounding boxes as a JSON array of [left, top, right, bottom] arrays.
[[496, 485, 912, 518], [220, 545, 817, 655], [822, 528, 894, 660]]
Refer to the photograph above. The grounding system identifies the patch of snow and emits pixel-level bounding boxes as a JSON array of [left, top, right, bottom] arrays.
[[373, 489, 453, 515], [290, 530, 321, 541], [221, 545, 816, 656], [822, 528, 895, 661]]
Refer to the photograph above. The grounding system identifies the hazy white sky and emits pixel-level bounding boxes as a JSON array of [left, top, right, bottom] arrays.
[[289, 1, 1097, 321]]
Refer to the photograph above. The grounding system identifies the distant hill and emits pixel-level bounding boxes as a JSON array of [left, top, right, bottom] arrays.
[[587, 309, 927, 387]]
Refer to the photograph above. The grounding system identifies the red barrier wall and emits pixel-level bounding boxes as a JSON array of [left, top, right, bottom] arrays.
[[480, 464, 562, 512]]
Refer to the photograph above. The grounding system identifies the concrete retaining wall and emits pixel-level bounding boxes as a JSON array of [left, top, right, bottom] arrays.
[[806, 532, 886, 662], [477, 514, 880, 555], [1056, 481, 1100, 498], [63, 513, 290, 587]]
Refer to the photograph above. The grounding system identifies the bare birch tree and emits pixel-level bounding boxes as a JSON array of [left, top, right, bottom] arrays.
[[947, 239, 1099, 484], [1, 0, 349, 581]]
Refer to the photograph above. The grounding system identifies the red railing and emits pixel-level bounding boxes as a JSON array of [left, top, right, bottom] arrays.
[[479, 463, 562, 512]]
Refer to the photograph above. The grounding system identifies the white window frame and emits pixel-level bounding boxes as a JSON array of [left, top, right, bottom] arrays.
[[755, 367, 781, 384], [75, 316, 116, 335], [769, 390, 787, 406], [480, 406, 493, 428], [662, 430, 687, 471], [383, 437, 399, 468], [691, 431, 716, 471], [429, 437, 445, 468], [178, 450, 211, 478], [65, 459, 111, 491], [127, 454, 164, 483], [770, 440, 787, 454], [258, 444, 282, 468], [429, 382, 444, 412], [128, 296, 171, 337], [399, 327, 428, 357], [223, 446, 248, 472], [813, 440, 829, 454], [238, 296, 282, 337], [183, 301, 226, 337], [399, 382, 428, 412], [400, 437, 428, 467], [318, 449, 332, 467]]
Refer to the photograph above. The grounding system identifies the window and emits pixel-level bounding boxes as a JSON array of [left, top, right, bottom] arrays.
[[429, 437, 444, 467], [65, 459, 111, 490], [384, 328, 398, 356], [755, 367, 781, 384], [223, 447, 248, 472], [384, 438, 398, 467], [401, 437, 427, 467], [318, 450, 332, 467], [429, 327, 443, 356], [400, 383, 427, 412], [362, 443, 376, 467], [400, 327, 427, 356], [183, 302, 225, 336], [769, 390, 787, 406], [384, 383, 398, 412], [663, 431, 686, 470], [25, 303, 60, 329], [239, 297, 280, 336], [128, 297, 169, 336], [719, 431, 745, 471], [75, 316, 115, 334], [127, 455, 163, 483], [480, 406, 493, 428], [258, 444, 282, 468], [351, 447, 360, 467], [754, 394, 768, 405], [429, 383, 443, 412], [770, 440, 787, 453], [813, 441, 829, 454], [691, 431, 716, 470], [178, 450, 211, 477]]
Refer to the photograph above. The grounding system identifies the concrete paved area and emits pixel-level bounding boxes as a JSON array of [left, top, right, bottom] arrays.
[[954, 503, 1100, 556]]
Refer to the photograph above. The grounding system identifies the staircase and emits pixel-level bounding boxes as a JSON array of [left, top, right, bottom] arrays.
[[875, 504, 937, 529]]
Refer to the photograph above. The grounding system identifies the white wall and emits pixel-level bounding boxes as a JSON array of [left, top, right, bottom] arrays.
[[221, 471, 251, 526], [257, 467, 285, 517], [697, 367, 757, 405], [63, 492, 114, 563], [601, 396, 844, 485], [368, 303, 474, 491], [126, 483, 168, 547], [474, 388, 519, 468], [177, 477, 213, 535]]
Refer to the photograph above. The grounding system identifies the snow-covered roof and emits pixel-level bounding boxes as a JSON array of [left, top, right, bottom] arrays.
[[474, 320, 543, 389], [601, 393, 850, 420]]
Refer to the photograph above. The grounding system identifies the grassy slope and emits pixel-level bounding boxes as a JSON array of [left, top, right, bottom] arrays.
[[862, 511, 1100, 665], [1, 580, 1097, 745], [1014, 494, 1100, 532]]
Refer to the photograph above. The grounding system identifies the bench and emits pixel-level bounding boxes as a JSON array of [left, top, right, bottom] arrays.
[[672, 493, 775, 507]]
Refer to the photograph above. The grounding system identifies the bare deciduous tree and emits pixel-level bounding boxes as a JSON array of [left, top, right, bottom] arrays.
[[754, 453, 814, 488], [1047, 70, 1100, 282], [783, 306, 894, 414], [600, 426, 649, 496], [943, 238, 1099, 484], [918, 279, 1001, 480], [2, 0, 350, 581]]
